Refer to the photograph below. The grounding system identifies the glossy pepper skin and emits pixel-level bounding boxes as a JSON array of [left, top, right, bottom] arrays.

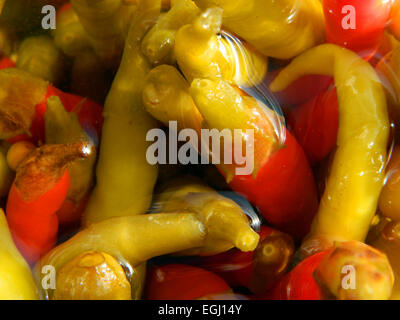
[[182, 225, 294, 295], [315, 241, 393, 300], [173, 7, 267, 87], [145, 264, 231, 300], [190, 79, 319, 239], [264, 250, 328, 300], [143, 64, 318, 239], [288, 86, 338, 165], [81, 0, 160, 226], [271, 44, 390, 247], [265, 71, 332, 107], [194, 0, 325, 60], [152, 177, 260, 256], [6, 143, 90, 263], [323, 0, 391, 58], [53, 250, 135, 300], [36, 205, 257, 299], [0, 209, 39, 300]]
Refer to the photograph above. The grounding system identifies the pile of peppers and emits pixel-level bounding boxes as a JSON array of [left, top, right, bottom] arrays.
[[1, 0, 400, 300]]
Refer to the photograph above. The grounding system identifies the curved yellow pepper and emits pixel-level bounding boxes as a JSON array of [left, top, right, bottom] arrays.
[[152, 176, 259, 255], [271, 44, 390, 244], [0, 209, 39, 300], [35, 206, 257, 299], [174, 7, 267, 87], [194, 0, 325, 60], [143, 64, 281, 181], [82, 0, 160, 226]]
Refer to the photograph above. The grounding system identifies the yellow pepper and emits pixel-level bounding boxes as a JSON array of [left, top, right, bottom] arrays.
[[16, 35, 66, 86], [143, 64, 203, 134], [143, 64, 282, 181], [194, 0, 325, 60], [271, 44, 390, 247], [81, 0, 160, 226], [174, 7, 267, 87], [53, 251, 136, 300], [141, 0, 200, 65], [152, 176, 260, 255], [0, 209, 39, 300], [70, 0, 136, 68], [51, 4, 91, 57], [35, 205, 257, 299], [190, 78, 282, 181]]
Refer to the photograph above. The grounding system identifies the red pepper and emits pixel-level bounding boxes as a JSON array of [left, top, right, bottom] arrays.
[[183, 78, 319, 240], [287, 86, 338, 165], [0, 57, 15, 70], [322, 0, 391, 58], [260, 251, 330, 300], [228, 130, 319, 239], [8, 85, 103, 145], [181, 226, 294, 295], [265, 71, 332, 107], [144, 264, 232, 300], [56, 193, 90, 226], [5, 143, 89, 263]]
